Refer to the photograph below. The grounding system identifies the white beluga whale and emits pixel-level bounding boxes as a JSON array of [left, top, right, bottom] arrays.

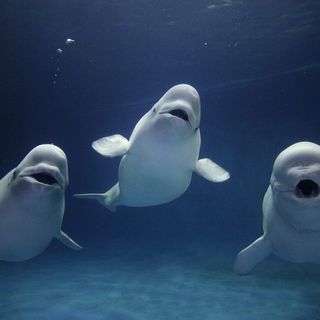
[[234, 141, 320, 275], [0, 144, 82, 262], [75, 84, 230, 210]]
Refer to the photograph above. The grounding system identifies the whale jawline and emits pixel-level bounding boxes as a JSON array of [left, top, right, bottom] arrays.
[[30, 173, 59, 186], [168, 109, 189, 122]]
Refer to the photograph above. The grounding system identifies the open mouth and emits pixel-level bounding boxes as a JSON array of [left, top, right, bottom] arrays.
[[295, 179, 319, 198], [30, 173, 59, 186], [168, 109, 189, 122]]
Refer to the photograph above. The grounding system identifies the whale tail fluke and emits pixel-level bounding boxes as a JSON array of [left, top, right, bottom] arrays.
[[73, 183, 120, 212]]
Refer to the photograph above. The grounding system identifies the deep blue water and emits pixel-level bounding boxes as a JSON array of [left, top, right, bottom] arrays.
[[0, 0, 320, 319]]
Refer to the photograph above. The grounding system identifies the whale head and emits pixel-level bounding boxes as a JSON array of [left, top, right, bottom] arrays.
[[11, 144, 69, 199], [270, 141, 320, 230], [151, 84, 201, 132]]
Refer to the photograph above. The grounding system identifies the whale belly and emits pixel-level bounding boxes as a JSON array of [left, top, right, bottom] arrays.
[[265, 199, 320, 263], [272, 230, 320, 263], [118, 151, 193, 207], [0, 203, 60, 261]]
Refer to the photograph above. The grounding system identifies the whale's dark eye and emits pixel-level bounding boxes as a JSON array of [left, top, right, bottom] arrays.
[[168, 109, 189, 122], [295, 179, 319, 198], [31, 173, 57, 185]]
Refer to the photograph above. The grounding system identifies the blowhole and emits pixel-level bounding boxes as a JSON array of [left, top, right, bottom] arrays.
[[295, 179, 319, 198]]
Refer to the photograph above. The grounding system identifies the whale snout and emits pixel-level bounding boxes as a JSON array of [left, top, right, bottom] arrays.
[[15, 144, 69, 188], [155, 84, 201, 131], [295, 179, 320, 199], [19, 164, 66, 189], [167, 109, 189, 122], [29, 172, 59, 187], [158, 102, 199, 130]]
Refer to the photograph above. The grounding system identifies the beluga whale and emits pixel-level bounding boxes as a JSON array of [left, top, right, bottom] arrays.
[[75, 84, 230, 211], [0, 144, 82, 262], [234, 141, 320, 275]]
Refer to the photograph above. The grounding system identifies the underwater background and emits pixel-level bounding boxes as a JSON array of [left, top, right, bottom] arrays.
[[1, 0, 320, 319]]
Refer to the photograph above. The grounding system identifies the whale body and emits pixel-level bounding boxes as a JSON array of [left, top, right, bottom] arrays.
[[75, 84, 230, 210], [0, 144, 81, 262], [234, 141, 320, 275]]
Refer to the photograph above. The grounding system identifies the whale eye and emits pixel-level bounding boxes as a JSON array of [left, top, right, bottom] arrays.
[[10, 170, 18, 185], [295, 179, 319, 198]]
